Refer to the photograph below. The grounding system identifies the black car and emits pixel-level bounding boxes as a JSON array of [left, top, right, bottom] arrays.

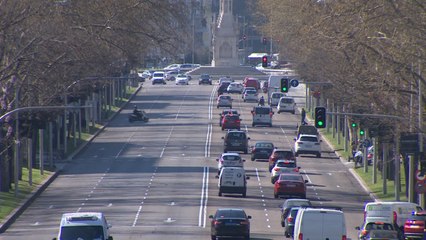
[[217, 81, 231, 95], [280, 199, 311, 227], [222, 130, 250, 154], [199, 73, 212, 85], [209, 208, 251, 240], [250, 141, 275, 161]]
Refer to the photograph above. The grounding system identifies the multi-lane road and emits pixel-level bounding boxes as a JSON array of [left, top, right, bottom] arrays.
[[1, 79, 372, 240]]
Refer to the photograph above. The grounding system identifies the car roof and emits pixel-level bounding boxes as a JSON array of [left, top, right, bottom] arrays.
[[274, 148, 294, 152], [298, 134, 318, 138], [221, 152, 240, 156]]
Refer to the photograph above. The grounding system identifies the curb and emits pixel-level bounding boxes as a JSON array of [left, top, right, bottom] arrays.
[[0, 84, 143, 233], [299, 108, 378, 201]]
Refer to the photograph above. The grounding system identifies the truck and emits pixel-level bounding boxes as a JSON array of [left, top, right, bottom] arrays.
[[266, 74, 298, 104]]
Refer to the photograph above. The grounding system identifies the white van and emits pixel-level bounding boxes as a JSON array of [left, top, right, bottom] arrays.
[[269, 92, 286, 107], [277, 96, 296, 114], [364, 201, 422, 229], [293, 207, 346, 240], [251, 106, 274, 127], [53, 212, 113, 240], [217, 167, 249, 198]]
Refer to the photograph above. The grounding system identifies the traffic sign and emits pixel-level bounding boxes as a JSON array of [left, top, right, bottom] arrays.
[[290, 79, 299, 87]]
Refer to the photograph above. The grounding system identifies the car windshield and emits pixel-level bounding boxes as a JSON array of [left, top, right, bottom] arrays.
[[300, 136, 318, 142], [225, 115, 239, 121], [153, 73, 163, 77], [222, 155, 241, 161], [220, 96, 231, 100], [246, 90, 257, 94], [279, 174, 303, 181], [60, 226, 104, 240], [201, 74, 209, 78], [228, 133, 246, 139], [254, 108, 271, 114], [365, 223, 394, 230], [222, 110, 238, 116], [255, 143, 273, 148], [177, 74, 186, 77]]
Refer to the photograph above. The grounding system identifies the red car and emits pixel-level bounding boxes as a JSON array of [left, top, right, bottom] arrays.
[[243, 77, 260, 90], [268, 149, 296, 172], [221, 114, 241, 131], [404, 211, 426, 239], [273, 173, 307, 199]]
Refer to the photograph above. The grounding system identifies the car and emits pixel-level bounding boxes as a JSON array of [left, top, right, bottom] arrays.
[[294, 134, 322, 158], [199, 73, 212, 85], [221, 114, 241, 131], [217, 167, 249, 197], [209, 208, 251, 240], [216, 153, 245, 175], [251, 106, 274, 127], [219, 109, 239, 126], [284, 207, 301, 238], [165, 70, 179, 81], [53, 212, 113, 240], [270, 159, 300, 184], [296, 125, 319, 137], [269, 92, 286, 106], [274, 173, 308, 198], [280, 199, 312, 228], [355, 221, 398, 240], [218, 76, 233, 84], [163, 64, 181, 71], [243, 77, 260, 90], [151, 71, 166, 85], [179, 63, 197, 72], [277, 96, 296, 114], [363, 230, 400, 240], [250, 141, 275, 161], [243, 89, 258, 102], [227, 82, 244, 94], [404, 210, 426, 239], [241, 87, 256, 99], [217, 95, 233, 108], [175, 74, 189, 85], [137, 70, 151, 79], [268, 148, 296, 172], [217, 81, 232, 95], [222, 130, 250, 154]]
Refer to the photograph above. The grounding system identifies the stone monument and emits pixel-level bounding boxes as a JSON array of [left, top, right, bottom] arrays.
[[211, 0, 239, 67]]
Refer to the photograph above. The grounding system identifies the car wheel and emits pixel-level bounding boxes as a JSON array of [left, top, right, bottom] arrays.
[[285, 231, 290, 238], [217, 106, 219, 109], [317, 153, 321, 158], [221, 127, 224, 131], [243, 99, 246, 102], [282, 221, 285, 228], [211, 235, 216, 240], [252, 123, 255, 127], [251, 157, 255, 161], [277, 111, 280, 114], [271, 179, 275, 184], [244, 150, 248, 154], [295, 152, 299, 157], [218, 191, 222, 196], [274, 193, 278, 199], [242, 192, 246, 198], [292, 111, 295, 114]]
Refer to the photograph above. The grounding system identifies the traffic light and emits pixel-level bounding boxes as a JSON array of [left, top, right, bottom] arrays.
[[280, 78, 289, 93], [314, 107, 326, 128], [359, 129, 365, 136], [351, 122, 357, 128], [262, 56, 268, 68], [243, 34, 247, 41]]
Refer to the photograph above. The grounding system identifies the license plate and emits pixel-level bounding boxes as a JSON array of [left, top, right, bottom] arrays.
[[286, 184, 296, 187], [225, 222, 239, 226], [231, 143, 240, 146]]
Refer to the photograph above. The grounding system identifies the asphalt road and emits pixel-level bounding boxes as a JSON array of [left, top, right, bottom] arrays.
[[1, 78, 372, 240]]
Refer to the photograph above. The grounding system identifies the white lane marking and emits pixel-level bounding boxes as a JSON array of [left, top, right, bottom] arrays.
[[160, 126, 174, 158], [256, 168, 271, 229], [132, 168, 158, 227], [199, 166, 209, 228]]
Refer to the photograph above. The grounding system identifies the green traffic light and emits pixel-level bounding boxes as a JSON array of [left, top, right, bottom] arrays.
[[351, 123, 357, 128], [360, 129, 365, 135], [282, 87, 287, 91], [317, 121, 324, 126]]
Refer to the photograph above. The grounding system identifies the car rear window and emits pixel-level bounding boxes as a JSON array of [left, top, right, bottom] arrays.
[[227, 132, 246, 139], [272, 93, 284, 98], [280, 98, 294, 103], [280, 174, 303, 181], [217, 210, 246, 218], [276, 161, 296, 168], [256, 143, 273, 148], [300, 136, 318, 142], [225, 115, 239, 121], [254, 108, 271, 114], [222, 155, 241, 161], [275, 151, 294, 159], [246, 90, 257, 94], [222, 110, 238, 116]]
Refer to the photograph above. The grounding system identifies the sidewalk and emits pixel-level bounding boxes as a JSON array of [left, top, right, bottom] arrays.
[[0, 84, 143, 233]]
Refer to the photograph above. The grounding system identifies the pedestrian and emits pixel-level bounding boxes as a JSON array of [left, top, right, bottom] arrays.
[[301, 108, 307, 125]]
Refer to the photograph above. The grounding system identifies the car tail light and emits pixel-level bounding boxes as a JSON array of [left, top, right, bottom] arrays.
[[288, 216, 293, 223], [213, 220, 222, 226], [361, 230, 368, 236], [269, 112, 273, 117], [220, 160, 224, 163], [236, 120, 241, 123], [393, 211, 397, 224], [240, 220, 249, 225], [252, 148, 256, 152], [274, 167, 280, 171], [341, 235, 347, 240], [294, 168, 299, 172], [298, 233, 303, 240]]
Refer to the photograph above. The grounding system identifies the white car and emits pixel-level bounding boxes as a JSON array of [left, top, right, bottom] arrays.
[[269, 92, 286, 106], [217, 95, 233, 108], [242, 87, 256, 99], [137, 70, 151, 79], [270, 159, 300, 184], [164, 64, 181, 71], [294, 134, 321, 158], [216, 153, 245, 175], [277, 96, 296, 114], [151, 71, 166, 85], [227, 82, 244, 94], [175, 74, 189, 85], [165, 70, 179, 81], [243, 90, 258, 102]]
